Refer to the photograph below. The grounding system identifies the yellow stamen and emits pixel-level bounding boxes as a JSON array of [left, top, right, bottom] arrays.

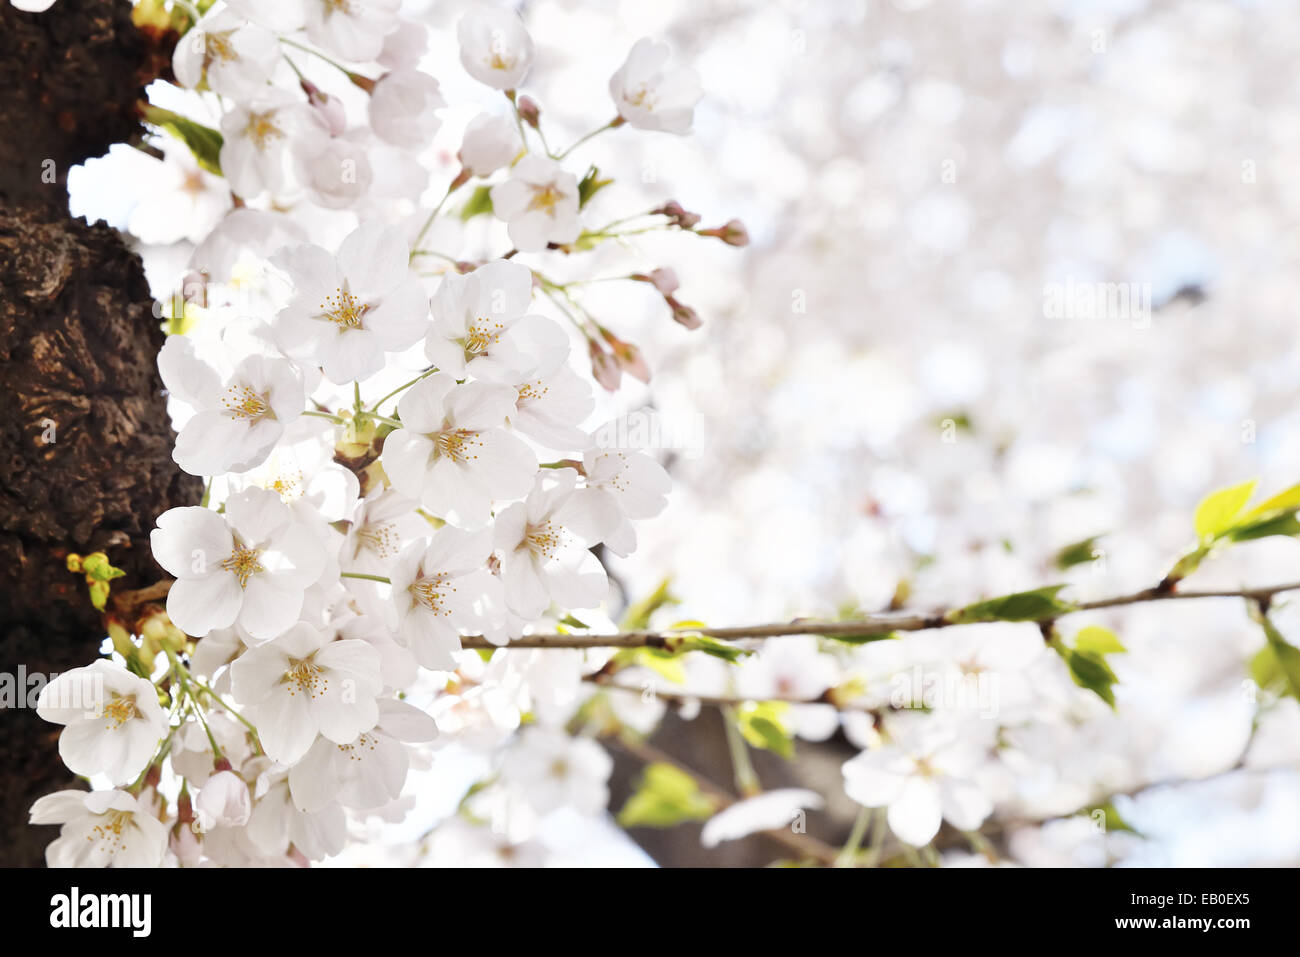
[[221, 384, 272, 422], [283, 658, 327, 698], [220, 542, 265, 588], [320, 288, 368, 329]]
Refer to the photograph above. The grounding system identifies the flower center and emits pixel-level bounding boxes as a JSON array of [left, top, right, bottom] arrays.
[[356, 522, 399, 559], [90, 810, 133, 855], [242, 110, 283, 151], [488, 51, 517, 72], [267, 468, 304, 502], [283, 657, 328, 698], [527, 183, 563, 214], [206, 30, 238, 65], [324, 0, 354, 16], [337, 732, 377, 760], [221, 383, 273, 422], [522, 520, 563, 561], [101, 693, 139, 730], [462, 318, 505, 358], [627, 86, 657, 110], [220, 542, 265, 588], [320, 287, 369, 329], [434, 429, 482, 464], [517, 380, 549, 405], [409, 573, 455, 616]]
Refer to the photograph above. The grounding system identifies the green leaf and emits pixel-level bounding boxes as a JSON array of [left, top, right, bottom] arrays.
[[666, 633, 751, 663], [1051, 627, 1126, 709], [822, 629, 898, 645], [946, 585, 1074, 624], [617, 762, 718, 828], [557, 614, 589, 629], [1225, 511, 1300, 543], [609, 647, 686, 684], [1250, 643, 1283, 693], [737, 702, 794, 758], [458, 185, 494, 220], [1237, 482, 1300, 524], [1256, 614, 1300, 700], [1073, 625, 1125, 656], [576, 165, 612, 209], [1054, 535, 1103, 570], [1193, 479, 1258, 541], [155, 115, 224, 175], [1084, 801, 1143, 836]]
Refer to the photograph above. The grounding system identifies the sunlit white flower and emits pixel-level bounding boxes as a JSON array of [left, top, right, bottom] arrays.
[[305, 0, 401, 63], [389, 528, 500, 670], [370, 69, 446, 150], [511, 364, 593, 450], [159, 337, 305, 476], [195, 770, 252, 831], [499, 725, 613, 815], [289, 698, 438, 812], [380, 373, 537, 526], [170, 712, 252, 786], [425, 259, 566, 382], [273, 221, 429, 384], [245, 758, 346, 861], [458, 6, 534, 90], [150, 488, 328, 640], [230, 621, 383, 765], [494, 469, 607, 620], [127, 144, 230, 246], [31, 790, 167, 868], [36, 660, 166, 786], [561, 446, 670, 557], [490, 155, 581, 252], [11, 0, 59, 12], [459, 112, 521, 177], [842, 721, 993, 846], [302, 134, 374, 209], [609, 38, 703, 134], [172, 10, 279, 101], [222, 0, 305, 33], [220, 91, 328, 199]]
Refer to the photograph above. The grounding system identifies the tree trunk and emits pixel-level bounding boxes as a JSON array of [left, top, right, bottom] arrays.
[[0, 0, 196, 866]]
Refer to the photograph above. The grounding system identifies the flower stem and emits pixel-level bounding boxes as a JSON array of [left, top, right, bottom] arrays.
[[368, 368, 437, 412], [834, 806, 872, 867], [341, 572, 392, 584]]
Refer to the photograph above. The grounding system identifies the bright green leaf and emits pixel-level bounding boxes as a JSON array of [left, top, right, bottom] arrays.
[[737, 702, 794, 758], [617, 762, 717, 828], [946, 585, 1074, 624], [1073, 625, 1125, 656], [1054, 535, 1103, 570], [1193, 479, 1258, 541], [576, 165, 612, 209], [458, 185, 494, 220]]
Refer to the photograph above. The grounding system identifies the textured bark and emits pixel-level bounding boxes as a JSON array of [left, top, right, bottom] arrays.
[[0, 0, 196, 866]]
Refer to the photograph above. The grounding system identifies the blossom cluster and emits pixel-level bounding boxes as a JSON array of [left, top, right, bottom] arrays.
[[29, 0, 719, 868]]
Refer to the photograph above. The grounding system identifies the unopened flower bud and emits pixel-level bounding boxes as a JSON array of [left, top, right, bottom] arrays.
[[588, 339, 622, 392], [517, 95, 541, 129], [665, 294, 702, 330], [654, 201, 700, 229], [700, 219, 749, 247]]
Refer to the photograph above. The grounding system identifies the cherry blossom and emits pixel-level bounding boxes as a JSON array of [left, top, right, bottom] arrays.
[[150, 488, 328, 640], [369, 69, 446, 150], [229, 621, 383, 765], [459, 113, 522, 177], [273, 221, 429, 383], [493, 469, 608, 620], [172, 10, 280, 101], [498, 725, 613, 815], [31, 790, 167, 869], [304, 0, 401, 63], [489, 155, 582, 252], [380, 373, 537, 526], [458, 6, 535, 91], [609, 38, 703, 135], [219, 91, 329, 199], [36, 660, 167, 786]]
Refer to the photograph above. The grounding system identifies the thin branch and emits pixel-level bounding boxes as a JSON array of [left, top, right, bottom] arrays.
[[456, 579, 1300, 649], [583, 672, 893, 716]]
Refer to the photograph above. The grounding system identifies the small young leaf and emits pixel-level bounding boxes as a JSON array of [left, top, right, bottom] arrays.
[[1053, 535, 1103, 570], [458, 185, 494, 220], [737, 702, 794, 758], [1193, 479, 1258, 541], [946, 585, 1074, 624], [577, 165, 612, 208], [617, 762, 718, 828]]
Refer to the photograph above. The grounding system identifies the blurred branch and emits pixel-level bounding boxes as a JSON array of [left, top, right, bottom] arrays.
[[460, 579, 1300, 649]]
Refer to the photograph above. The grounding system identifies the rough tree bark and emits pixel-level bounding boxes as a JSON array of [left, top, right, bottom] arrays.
[[0, 0, 196, 866]]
